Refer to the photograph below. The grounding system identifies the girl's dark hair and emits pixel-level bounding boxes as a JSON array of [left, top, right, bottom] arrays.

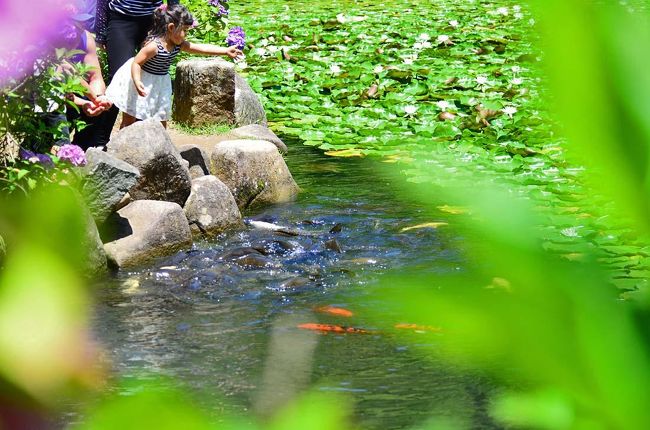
[[147, 4, 194, 42]]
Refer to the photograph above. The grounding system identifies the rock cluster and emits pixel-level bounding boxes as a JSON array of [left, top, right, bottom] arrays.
[[81, 119, 297, 270]]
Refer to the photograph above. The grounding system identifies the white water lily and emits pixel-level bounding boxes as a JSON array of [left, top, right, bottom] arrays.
[[511, 65, 521, 73], [436, 100, 451, 111], [437, 34, 451, 44], [514, 12, 523, 19], [511, 77, 523, 85], [404, 105, 418, 116], [373, 65, 384, 74], [449, 20, 459, 27], [475, 75, 489, 85], [267, 45, 280, 53], [329, 64, 342, 74], [529, 18, 536, 25], [254, 47, 268, 56], [496, 7, 509, 15], [418, 33, 431, 41], [403, 56, 416, 65], [560, 227, 581, 238], [312, 53, 322, 61], [503, 106, 518, 117]]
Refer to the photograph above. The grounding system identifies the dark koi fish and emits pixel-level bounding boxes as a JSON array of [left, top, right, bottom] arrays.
[[298, 323, 370, 334]]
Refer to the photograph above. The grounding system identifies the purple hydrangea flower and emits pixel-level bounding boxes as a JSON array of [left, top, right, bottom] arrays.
[[218, 4, 229, 16], [19, 148, 55, 169], [208, 0, 220, 6], [226, 26, 246, 50], [56, 144, 86, 166]]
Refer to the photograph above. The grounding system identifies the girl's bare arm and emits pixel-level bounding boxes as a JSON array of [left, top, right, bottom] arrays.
[[180, 41, 241, 58], [131, 42, 158, 96]]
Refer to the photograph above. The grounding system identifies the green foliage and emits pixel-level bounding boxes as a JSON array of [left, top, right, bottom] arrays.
[[0, 50, 88, 153], [0, 50, 88, 195], [184, 0, 230, 44]]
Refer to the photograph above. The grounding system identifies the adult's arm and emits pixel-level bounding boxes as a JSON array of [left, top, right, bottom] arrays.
[[82, 31, 107, 101]]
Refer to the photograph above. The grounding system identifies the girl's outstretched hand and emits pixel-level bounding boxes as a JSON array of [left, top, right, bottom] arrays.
[[133, 79, 147, 97], [225, 46, 242, 59]]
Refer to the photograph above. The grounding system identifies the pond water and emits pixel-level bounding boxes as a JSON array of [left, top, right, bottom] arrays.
[[88, 143, 499, 429]]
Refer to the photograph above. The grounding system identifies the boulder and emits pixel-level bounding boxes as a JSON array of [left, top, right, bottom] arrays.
[[178, 144, 210, 179], [106, 119, 191, 206], [234, 74, 267, 127], [82, 148, 140, 224], [172, 58, 267, 128], [103, 200, 192, 268], [214, 124, 287, 153], [183, 175, 242, 237], [210, 140, 300, 209], [173, 58, 236, 127], [82, 206, 109, 276]]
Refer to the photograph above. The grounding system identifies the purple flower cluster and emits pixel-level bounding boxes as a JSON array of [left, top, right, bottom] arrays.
[[56, 144, 86, 166], [208, 0, 229, 17], [19, 148, 54, 169], [226, 26, 246, 50]]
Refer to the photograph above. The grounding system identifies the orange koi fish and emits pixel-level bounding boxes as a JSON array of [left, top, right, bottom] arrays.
[[394, 323, 442, 332], [298, 323, 370, 334], [314, 306, 354, 317]]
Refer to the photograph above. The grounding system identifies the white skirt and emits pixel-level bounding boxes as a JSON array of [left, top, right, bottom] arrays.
[[105, 58, 172, 121]]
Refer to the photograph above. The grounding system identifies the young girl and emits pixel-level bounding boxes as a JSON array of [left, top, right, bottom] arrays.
[[105, 3, 241, 129]]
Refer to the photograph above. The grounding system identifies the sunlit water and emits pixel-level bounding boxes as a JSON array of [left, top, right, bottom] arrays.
[[87, 144, 499, 429]]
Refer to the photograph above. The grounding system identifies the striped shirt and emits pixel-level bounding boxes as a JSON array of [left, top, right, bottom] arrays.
[[141, 39, 181, 75], [108, 0, 178, 17]]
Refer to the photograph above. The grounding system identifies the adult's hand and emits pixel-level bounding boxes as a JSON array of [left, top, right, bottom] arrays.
[[81, 100, 105, 117]]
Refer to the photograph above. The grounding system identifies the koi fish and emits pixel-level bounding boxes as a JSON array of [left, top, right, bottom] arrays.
[[394, 323, 442, 333], [314, 306, 354, 317], [298, 323, 370, 334]]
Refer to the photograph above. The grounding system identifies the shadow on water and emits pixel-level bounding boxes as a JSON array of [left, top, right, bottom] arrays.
[[89, 143, 499, 429]]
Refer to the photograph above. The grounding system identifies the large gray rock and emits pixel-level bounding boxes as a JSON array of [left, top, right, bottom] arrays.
[[214, 124, 287, 153], [82, 206, 109, 276], [82, 148, 140, 224], [210, 140, 300, 209], [183, 175, 242, 237], [234, 74, 267, 127], [103, 200, 192, 268], [172, 58, 267, 128], [173, 58, 236, 127], [106, 119, 192, 206]]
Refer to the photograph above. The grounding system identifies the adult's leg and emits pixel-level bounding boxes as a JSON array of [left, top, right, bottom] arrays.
[[67, 106, 104, 150]]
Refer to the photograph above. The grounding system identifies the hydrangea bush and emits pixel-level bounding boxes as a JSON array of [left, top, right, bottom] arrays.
[[183, 0, 231, 44], [1, 1, 88, 194]]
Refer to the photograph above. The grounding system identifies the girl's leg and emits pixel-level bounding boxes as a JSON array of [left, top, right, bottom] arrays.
[[120, 113, 137, 129]]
